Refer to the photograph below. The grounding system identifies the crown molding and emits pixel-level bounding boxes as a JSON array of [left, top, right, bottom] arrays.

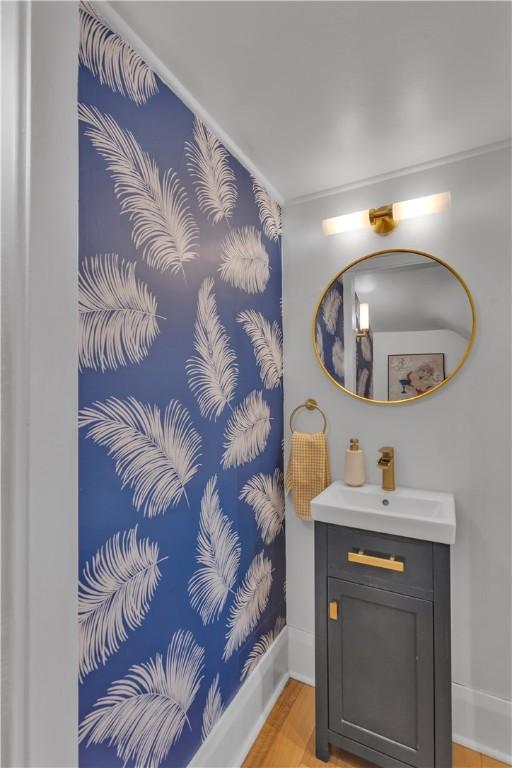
[[97, 2, 284, 205], [286, 139, 512, 207]]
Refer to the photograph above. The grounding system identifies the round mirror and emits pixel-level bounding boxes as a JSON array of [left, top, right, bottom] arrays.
[[313, 249, 476, 404]]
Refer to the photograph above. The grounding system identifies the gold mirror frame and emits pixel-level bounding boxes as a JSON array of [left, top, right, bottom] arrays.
[[312, 248, 477, 405]]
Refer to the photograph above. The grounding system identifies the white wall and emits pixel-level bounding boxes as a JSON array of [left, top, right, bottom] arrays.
[[283, 147, 512, 760], [372, 328, 468, 400], [1, 3, 78, 766]]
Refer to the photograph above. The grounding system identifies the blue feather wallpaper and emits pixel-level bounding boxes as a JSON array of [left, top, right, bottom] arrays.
[[315, 277, 345, 386], [78, 5, 284, 767]]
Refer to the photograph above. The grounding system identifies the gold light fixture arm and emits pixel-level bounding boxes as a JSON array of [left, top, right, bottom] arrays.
[[368, 204, 397, 236]]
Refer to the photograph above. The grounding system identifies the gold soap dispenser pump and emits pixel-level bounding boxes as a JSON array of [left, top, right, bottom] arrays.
[[344, 438, 365, 487]]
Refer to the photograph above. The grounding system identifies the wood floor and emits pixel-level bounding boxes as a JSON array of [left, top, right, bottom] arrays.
[[242, 679, 510, 768]]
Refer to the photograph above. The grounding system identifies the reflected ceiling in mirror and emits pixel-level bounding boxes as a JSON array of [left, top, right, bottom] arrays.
[[313, 249, 476, 404]]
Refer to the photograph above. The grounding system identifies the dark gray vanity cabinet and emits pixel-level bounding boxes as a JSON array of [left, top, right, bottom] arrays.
[[315, 523, 451, 768]]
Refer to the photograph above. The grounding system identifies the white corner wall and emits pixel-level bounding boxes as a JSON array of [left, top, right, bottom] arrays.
[[2, 2, 79, 766], [283, 147, 512, 762]]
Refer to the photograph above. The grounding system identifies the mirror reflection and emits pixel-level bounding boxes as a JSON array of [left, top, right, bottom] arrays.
[[314, 250, 475, 403]]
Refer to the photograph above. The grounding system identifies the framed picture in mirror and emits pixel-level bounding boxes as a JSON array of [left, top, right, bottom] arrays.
[[388, 353, 446, 400]]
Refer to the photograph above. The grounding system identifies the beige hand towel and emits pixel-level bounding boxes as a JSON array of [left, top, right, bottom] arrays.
[[285, 431, 331, 521]]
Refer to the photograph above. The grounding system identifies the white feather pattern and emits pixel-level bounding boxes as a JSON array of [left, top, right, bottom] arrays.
[[322, 286, 342, 334], [79, 526, 164, 682], [78, 396, 201, 517], [357, 367, 369, 397], [223, 551, 273, 661], [188, 476, 241, 625], [79, 253, 161, 371], [201, 673, 224, 741], [185, 118, 237, 224], [237, 309, 283, 389], [221, 390, 271, 469], [332, 338, 344, 378], [239, 469, 284, 544], [186, 277, 238, 420], [79, 104, 198, 276], [361, 334, 372, 362], [79, 630, 204, 768], [316, 322, 325, 363], [240, 616, 285, 681], [252, 179, 282, 242], [219, 226, 270, 294], [79, 2, 158, 105]]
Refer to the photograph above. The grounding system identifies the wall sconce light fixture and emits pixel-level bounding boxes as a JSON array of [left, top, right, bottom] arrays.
[[356, 303, 369, 338], [322, 191, 451, 237]]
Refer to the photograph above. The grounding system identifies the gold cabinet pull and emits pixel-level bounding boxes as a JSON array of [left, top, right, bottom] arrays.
[[348, 550, 404, 572], [329, 600, 339, 620]]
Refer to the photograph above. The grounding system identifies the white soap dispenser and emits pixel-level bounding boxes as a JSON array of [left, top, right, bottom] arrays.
[[344, 438, 365, 487]]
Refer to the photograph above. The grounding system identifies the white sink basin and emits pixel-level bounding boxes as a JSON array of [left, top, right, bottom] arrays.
[[311, 482, 456, 544]]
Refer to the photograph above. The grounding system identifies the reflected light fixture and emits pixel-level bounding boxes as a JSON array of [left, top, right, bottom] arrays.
[[356, 302, 369, 338], [323, 191, 451, 237]]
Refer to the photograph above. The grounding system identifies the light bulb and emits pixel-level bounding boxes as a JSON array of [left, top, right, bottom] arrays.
[[392, 192, 451, 222], [359, 303, 369, 331], [322, 209, 370, 235]]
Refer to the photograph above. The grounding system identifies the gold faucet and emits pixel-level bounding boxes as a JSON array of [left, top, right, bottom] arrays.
[[378, 447, 396, 491]]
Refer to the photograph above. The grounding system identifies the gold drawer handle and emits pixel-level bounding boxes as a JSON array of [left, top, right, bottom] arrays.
[[348, 550, 404, 572]]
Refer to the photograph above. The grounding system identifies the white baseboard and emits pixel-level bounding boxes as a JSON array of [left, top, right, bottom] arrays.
[[288, 628, 512, 764], [288, 625, 315, 686], [189, 628, 289, 768], [452, 682, 512, 764]]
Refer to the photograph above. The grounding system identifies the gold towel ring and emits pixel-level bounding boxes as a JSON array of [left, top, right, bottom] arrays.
[[289, 398, 327, 434]]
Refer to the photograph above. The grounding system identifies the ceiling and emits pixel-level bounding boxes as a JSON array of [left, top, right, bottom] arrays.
[[109, 1, 511, 202]]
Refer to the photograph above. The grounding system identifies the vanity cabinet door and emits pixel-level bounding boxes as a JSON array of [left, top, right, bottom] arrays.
[[328, 578, 434, 768]]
